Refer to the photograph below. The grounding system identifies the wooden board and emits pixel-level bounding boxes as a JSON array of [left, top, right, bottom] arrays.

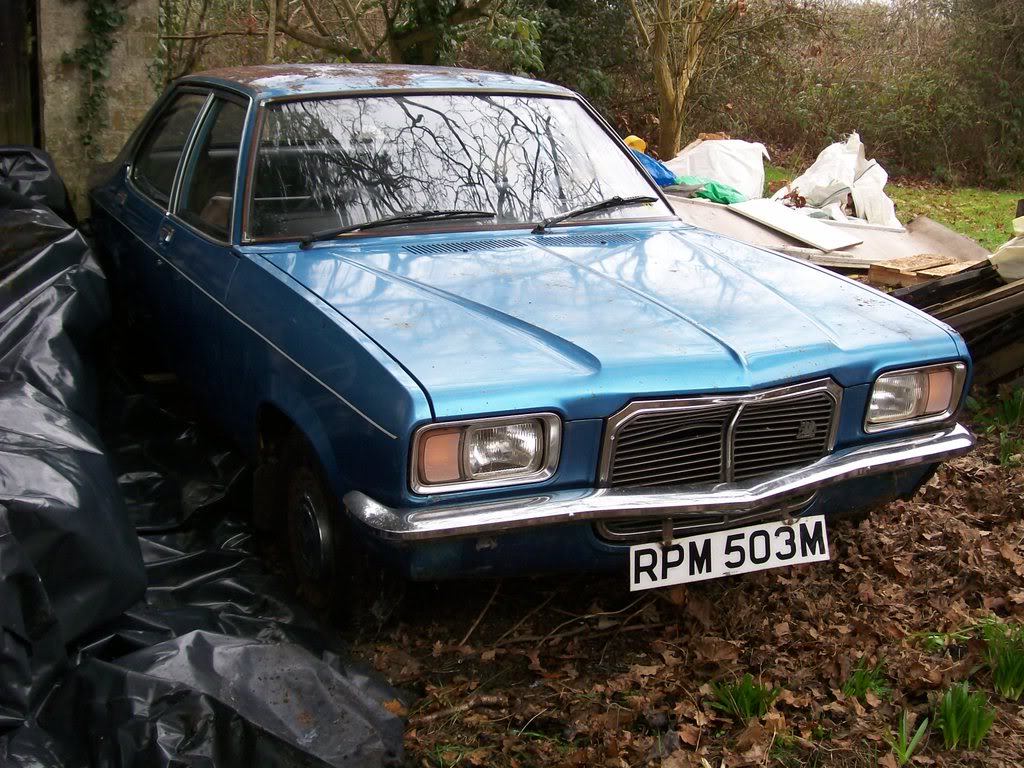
[[868, 255, 986, 288], [944, 288, 1024, 332], [974, 340, 1024, 385], [932, 278, 1024, 320], [917, 261, 988, 279], [0, 0, 37, 145], [728, 199, 863, 252]]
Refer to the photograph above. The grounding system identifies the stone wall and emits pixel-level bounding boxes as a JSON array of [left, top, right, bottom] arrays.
[[38, 0, 160, 211]]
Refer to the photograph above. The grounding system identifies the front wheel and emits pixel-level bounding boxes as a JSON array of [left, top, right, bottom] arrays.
[[280, 430, 403, 628]]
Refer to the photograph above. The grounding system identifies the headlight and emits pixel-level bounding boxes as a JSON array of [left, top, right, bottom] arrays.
[[412, 413, 561, 492], [865, 363, 966, 432]]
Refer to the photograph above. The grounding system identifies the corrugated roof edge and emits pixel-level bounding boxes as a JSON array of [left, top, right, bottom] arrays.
[[179, 63, 571, 99]]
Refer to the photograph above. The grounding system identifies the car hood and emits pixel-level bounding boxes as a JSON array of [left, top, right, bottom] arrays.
[[260, 225, 963, 420]]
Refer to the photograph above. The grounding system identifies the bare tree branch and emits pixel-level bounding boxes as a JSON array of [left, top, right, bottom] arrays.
[[626, 0, 652, 48], [338, 0, 377, 52], [277, 17, 369, 60], [300, 0, 331, 37]]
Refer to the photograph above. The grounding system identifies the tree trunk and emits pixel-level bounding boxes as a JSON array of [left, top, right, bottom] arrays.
[[265, 0, 277, 62], [651, 0, 681, 158], [657, 110, 684, 159]]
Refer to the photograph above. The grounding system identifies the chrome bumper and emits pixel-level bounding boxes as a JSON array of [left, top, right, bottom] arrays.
[[345, 423, 973, 542]]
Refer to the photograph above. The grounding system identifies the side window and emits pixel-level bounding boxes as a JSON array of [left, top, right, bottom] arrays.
[[178, 98, 247, 240], [132, 91, 208, 206]]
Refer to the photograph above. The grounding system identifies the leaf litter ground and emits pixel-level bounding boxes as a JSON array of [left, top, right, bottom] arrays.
[[352, 428, 1024, 767]]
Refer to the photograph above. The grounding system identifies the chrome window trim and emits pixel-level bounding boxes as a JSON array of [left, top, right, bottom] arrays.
[[241, 90, 675, 245], [863, 361, 967, 434], [127, 88, 214, 214], [168, 91, 255, 247], [410, 412, 562, 495], [598, 378, 844, 486]]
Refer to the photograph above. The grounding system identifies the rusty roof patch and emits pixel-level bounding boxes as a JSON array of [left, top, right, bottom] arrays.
[[179, 63, 568, 98]]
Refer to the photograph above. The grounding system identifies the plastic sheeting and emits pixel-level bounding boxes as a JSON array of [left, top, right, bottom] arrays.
[[0, 173, 403, 767], [775, 132, 901, 228], [0, 147, 77, 228], [991, 216, 1024, 282], [665, 139, 769, 201]]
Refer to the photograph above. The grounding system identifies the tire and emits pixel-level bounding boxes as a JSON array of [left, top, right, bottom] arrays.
[[279, 429, 403, 629]]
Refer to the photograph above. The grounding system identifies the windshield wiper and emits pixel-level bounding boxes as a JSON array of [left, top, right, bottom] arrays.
[[299, 209, 496, 249], [531, 195, 659, 234]]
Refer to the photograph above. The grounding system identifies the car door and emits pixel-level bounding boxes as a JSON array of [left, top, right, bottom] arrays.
[[161, 92, 250, 419], [123, 89, 210, 337]]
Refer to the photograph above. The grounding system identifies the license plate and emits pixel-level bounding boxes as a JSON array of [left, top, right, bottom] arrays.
[[629, 515, 830, 591]]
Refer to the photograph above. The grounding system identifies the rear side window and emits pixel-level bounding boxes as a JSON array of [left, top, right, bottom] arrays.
[[132, 91, 208, 205], [178, 98, 247, 240]]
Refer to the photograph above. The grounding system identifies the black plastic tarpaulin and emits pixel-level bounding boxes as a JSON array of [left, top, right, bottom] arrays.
[[0, 164, 403, 767]]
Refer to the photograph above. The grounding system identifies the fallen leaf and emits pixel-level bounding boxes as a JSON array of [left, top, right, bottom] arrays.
[[679, 723, 701, 746], [382, 699, 407, 716], [694, 638, 741, 663]]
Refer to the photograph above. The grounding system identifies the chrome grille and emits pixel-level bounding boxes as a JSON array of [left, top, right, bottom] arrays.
[[732, 392, 837, 480], [608, 405, 730, 488], [602, 380, 841, 489]]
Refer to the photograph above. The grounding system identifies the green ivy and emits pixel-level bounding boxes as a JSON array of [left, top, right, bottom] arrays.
[[62, 0, 128, 156]]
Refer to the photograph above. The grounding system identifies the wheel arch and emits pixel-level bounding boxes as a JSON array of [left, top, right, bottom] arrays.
[[252, 396, 344, 530]]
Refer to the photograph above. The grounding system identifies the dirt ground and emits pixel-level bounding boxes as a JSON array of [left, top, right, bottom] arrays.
[[352, 419, 1024, 767]]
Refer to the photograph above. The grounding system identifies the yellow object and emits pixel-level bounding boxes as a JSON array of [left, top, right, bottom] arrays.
[[624, 135, 647, 153]]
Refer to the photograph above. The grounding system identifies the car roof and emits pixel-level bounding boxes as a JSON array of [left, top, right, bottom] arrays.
[[180, 63, 574, 100]]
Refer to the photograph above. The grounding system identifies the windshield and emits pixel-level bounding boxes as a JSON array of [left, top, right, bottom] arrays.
[[248, 93, 672, 239]]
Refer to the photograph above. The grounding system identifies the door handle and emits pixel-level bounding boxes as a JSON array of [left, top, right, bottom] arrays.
[[159, 224, 175, 244]]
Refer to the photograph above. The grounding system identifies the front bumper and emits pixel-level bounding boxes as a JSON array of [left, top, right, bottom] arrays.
[[345, 423, 973, 543]]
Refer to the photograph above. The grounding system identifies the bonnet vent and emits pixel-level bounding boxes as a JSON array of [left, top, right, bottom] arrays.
[[537, 233, 640, 247], [406, 239, 524, 255]]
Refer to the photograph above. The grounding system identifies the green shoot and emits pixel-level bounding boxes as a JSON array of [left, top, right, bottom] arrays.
[[889, 710, 929, 766], [842, 658, 890, 702], [935, 683, 996, 750], [708, 673, 780, 721], [981, 620, 1024, 701]]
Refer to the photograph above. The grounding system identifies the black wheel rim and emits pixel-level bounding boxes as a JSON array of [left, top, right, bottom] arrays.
[[290, 472, 332, 583]]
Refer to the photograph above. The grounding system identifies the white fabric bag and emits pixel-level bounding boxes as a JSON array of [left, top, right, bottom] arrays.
[[665, 139, 770, 201]]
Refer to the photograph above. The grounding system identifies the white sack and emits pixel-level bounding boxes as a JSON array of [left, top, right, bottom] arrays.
[[787, 132, 902, 228], [665, 139, 770, 201], [991, 216, 1024, 282]]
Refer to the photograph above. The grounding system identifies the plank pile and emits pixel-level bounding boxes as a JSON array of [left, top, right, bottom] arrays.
[[867, 254, 988, 287], [894, 264, 1024, 384]]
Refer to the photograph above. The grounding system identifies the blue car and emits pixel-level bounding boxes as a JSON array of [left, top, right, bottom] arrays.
[[89, 64, 973, 608]]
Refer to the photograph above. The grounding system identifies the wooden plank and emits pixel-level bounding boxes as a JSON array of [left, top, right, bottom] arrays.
[[869, 256, 987, 288], [868, 254, 953, 287], [932, 278, 1024, 320], [893, 263, 999, 309], [974, 340, 1024, 385], [728, 199, 863, 252], [944, 286, 1024, 331], [917, 260, 987, 279], [0, 0, 37, 145]]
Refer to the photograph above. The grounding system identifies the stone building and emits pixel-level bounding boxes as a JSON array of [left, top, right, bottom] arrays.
[[0, 0, 160, 210]]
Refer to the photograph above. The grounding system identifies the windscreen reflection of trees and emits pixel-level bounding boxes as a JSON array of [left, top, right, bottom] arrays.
[[251, 95, 660, 236]]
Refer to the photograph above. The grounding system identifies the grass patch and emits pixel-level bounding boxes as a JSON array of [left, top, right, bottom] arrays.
[[842, 658, 890, 703], [968, 388, 1024, 467], [708, 674, 780, 721], [981, 620, 1024, 701], [886, 183, 1019, 252], [763, 163, 1019, 251], [935, 683, 996, 750]]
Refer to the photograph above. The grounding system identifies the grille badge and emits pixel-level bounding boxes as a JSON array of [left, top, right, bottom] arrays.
[[796, 420, 817, 440]]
